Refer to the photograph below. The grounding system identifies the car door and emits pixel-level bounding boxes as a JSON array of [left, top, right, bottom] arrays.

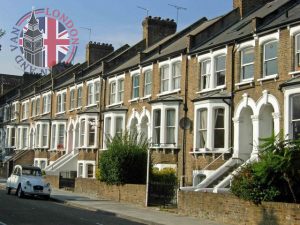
[[10, 167, 21, 189]]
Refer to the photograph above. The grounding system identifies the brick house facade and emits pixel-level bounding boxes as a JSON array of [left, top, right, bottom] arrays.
[[0, 0, 300, 193]]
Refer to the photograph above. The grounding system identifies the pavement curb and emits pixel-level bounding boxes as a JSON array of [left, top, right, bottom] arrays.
[[50, 196, 164, 225]]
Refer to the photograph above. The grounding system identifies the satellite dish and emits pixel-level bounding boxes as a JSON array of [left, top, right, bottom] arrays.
[[179, 117, 191, 130]]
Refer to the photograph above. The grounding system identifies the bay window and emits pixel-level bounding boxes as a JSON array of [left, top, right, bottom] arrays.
[[194, 101, 229, 152], [103, 112, 125, 148], [291, 94, 300, 139], [151, 103, 179, 148], [76, 116, 98, 148]]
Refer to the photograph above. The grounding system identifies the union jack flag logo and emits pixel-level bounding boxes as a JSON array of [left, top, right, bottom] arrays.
[[17, 8, 77, 68]]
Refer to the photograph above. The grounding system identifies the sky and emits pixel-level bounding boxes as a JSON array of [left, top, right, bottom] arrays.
[[0, 0, 232, 75]]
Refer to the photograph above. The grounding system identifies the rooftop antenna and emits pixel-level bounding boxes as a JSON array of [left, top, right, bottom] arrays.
[[137, 6, 149, 17], [168, 3, 187, 25], [80, 27, 92, 42]]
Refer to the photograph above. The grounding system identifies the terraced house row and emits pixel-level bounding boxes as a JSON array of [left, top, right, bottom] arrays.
[[1, 0, 300, 192]]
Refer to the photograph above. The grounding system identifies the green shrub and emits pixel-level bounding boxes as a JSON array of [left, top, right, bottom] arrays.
[[231, 132, 300, 204], [99, 132, 148, 185]]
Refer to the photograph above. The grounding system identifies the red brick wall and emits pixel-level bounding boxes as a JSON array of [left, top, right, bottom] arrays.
[[178, 191, 300, 225], [75, 178, 146, 206]]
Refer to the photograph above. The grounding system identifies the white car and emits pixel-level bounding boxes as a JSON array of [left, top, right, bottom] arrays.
[[6, 165, 51, 199]]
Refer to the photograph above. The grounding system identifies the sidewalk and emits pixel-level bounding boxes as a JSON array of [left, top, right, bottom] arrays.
[[0, 179, 223, 225], [50, 188, 224, 225]]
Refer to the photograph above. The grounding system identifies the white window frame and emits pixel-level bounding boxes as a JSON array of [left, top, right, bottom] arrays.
[[50, 121, 66, 150], [77, 115, 98, 149], [150, 102, 179, 149], [6, 125, 16, 148], [130, 69, 140, 101], [3, 105, 10, 122], [200, 59, 211, 91], [263, 40, 278, 77], [193, 100, 229, 153], [103, 112, 126, 149], [197, 48, 227, 92], [86, 78, 101, 107], [158, 56, 182, 96], [21, 100, 29, 121], [36, 97, 41, 116], [240, 47, 255, 82], [11, 101, 19, 120], [77, 160, 96, 178], [56, 89, 67, 114], [69, 87, 76, 111], [77, 84, 83, 108], [107, 74, 125, 107], [143, 69, 152, 97], [16, 125, 29, 150], [35, 122, 49, 149], [42, 92, 51, 114]]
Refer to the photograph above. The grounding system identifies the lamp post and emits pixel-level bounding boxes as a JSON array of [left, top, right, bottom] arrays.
[[145, 148, 150, 207]]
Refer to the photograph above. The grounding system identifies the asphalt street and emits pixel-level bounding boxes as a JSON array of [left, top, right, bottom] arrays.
[[0, 189, 146, 225]]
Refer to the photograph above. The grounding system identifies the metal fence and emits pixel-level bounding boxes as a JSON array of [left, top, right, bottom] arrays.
[[148, 180, 178, 207], [59, 171, 77, 189]]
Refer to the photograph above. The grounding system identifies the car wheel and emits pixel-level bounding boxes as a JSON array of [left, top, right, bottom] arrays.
[[6, 187, 11, 195], [17, 185, 24, 198]]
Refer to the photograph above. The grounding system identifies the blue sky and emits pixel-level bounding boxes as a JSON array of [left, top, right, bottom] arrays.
[[0, 0, 232, 75]]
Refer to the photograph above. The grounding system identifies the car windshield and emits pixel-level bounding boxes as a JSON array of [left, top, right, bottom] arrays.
[[22, 169, 42, 176]]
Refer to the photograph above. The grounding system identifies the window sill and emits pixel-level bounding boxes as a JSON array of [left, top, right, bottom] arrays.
[[41, 112, 50, 116], [190, 148, 231, 154], [86, 104, 97, 108], [235, 79, 254, 88], [128, 98, 139, 103], [196, 85, 226, 94], [21, 118, 28, 121], [106, 102, 123, 108], [289, 71, 300, 77], [55, 112, 65, 116], [157, 89, 181, 97], [150, 144, 179, 149], [140, 95, 152, 101], [257, 74, 278, 83]]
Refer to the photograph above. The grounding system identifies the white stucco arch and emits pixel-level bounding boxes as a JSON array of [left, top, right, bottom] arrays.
[[126, 108, 140, 130], [233, 91, 281, 160]]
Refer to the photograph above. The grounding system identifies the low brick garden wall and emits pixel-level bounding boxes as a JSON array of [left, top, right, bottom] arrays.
[[178, 191, 300, 225], [44, 175, 59, 189], [75, 178, 146, 206]]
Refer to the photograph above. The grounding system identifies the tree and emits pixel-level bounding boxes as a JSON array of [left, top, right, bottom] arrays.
[[231, 132, 300, 204], [99, 132, 148, 185]]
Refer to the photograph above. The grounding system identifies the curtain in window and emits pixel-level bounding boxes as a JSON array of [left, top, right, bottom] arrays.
[[199, 109, 207, 148], [214, 108, 225, 148], [166, 109, 175, 144]]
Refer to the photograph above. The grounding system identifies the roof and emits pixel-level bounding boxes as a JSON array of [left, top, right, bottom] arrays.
[[149, 95, 183, 104], [192, 90, 231, 102], [279, 76, 300, 89], [28, 11, 38, 25], [190, 0, 292, 54]]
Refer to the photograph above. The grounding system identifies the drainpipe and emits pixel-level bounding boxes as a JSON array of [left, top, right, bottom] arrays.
[[182, 53, 189, 186], [231, 41, 237, 154]]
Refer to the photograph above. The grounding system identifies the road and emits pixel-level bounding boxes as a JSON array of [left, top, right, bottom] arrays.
[[0, 189, 146, 225]]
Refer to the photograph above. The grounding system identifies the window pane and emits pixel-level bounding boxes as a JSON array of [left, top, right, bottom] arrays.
[[161, 66, 169, 92], [242, 64, 254, 80], [201, 60, 211, 75], [58, 124, 64, 147], [154, 110, 161, 144], [87, 164, 93, 178], [116, 117, 123, 136], [296, 35, 300, 52], [36, 98, 40, 115], [214, 108, 225, 148], [80, 120, 85, 147], [216, 71, 225, 86], [77, 87, 82, 107], [88, 84, 93, 105], [242, 48, 254, 64], [51, 124, 56, 149], [118, 79, 124, 102], [132, 75, 140, 98], [292, 95, 300, 120], [216, 55, 226, 71], [265, 42, 277, 60], [166, 109, 175, 144], [198, 109, 207, 148], [110, 82, 116, 104], [89, 119, 95, 146], [265, 59, 278, 76], [105, 117, 111, 136], [172, 62, 181, 90]]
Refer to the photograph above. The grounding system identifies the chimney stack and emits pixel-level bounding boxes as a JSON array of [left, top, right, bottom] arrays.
[[142, 16, 177, 48], [233, 0, 273, 18], [86, 42, 114, 66]]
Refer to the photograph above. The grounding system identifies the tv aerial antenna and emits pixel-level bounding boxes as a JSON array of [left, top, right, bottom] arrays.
[[80, 27, 92, 42], [168, 4, 187, 24], [137, 6, 150, 17]]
